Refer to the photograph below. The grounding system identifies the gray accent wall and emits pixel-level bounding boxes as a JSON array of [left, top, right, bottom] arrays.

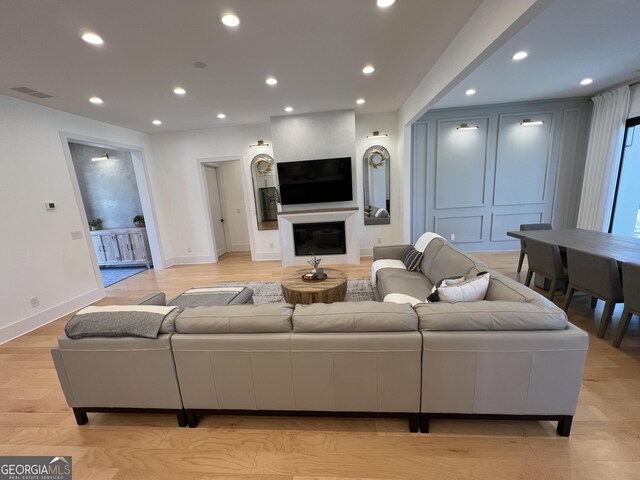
[[412, 99, 591, 251], [69, 142, 143, 229], [271, 110, 357, 211]]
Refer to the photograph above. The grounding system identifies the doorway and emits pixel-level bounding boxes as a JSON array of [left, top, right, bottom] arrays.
[[200, 159, 251, 261], [61, 134, 163, 290], [610, 117, 640, 238]]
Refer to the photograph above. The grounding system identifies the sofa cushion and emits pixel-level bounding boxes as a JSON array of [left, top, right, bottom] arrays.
[[427, 244, 483, 283], [401, 246, 423, 271], [419, 237, 446, 274], [175, 304, 293, 334], [371, 258, 406, 286], [292, 301, 418, 332], [376, 269, 434, 301], [415, 300, 568, 331]]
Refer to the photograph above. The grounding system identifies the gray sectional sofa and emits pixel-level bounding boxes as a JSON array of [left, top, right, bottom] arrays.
[[51, 237, 589, 436]]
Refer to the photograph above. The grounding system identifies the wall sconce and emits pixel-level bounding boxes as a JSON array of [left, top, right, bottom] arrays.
[[366, 131, 389, 139], [520, 119, 544, 126], [91, 153, 111, 162], [456, 123, 479, 131], [249, 140, 270, 148]]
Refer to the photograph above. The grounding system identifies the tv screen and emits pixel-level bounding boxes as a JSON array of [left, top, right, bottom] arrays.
[[277, 157, 353, 205]]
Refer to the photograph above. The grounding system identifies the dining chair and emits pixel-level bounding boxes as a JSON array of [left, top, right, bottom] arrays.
[[563, 249, 624, 338], [517, 223, 553, 273], [524, 238, 568, 301], [612, 262, 640, 348]]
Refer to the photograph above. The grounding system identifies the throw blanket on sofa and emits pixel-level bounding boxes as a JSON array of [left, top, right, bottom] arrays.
[[65, 305, 177, 339], [371, 232, 444, 287]]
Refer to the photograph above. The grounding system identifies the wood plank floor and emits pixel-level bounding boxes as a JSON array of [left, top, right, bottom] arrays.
[[1, 251, 639, 479]]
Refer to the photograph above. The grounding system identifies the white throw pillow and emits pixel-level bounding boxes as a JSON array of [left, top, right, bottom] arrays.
[[428, 272, 490, 303]]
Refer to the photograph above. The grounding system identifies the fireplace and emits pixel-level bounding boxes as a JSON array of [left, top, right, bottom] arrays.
[[293, 221, 346, 256]]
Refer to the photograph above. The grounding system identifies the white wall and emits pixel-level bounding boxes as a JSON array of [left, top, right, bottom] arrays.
[[150, 123, 281, 263], [0, 94, 159, 344]]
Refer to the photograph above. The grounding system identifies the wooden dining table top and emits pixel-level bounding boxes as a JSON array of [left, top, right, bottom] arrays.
[[506, 228, 640, 265]]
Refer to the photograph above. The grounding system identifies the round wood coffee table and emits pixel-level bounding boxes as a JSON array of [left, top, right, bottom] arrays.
[[281, 268, 347, 304]]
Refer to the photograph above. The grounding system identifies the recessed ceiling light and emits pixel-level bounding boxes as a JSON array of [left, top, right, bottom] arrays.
[[356, 98, 366, 105], [512, 51, 528, 61], [217, 113, 226, 119], [265, 77, 278, 86], [221, 14, 240, 27], [377, 0, 396, 8], [81, 32, 104, 45], [89, 96, 103, 104], [173, 87, 186, 95], [152, 119, 162, 125], [193, 61, 207, 69], [362, 65, 375, 75], [284, 106, 293, 112], [465, 88, 476, 96], [580, 77, 593, 86]]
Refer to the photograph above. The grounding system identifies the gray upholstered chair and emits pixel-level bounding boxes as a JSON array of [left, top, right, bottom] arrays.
[[517, 223, 553, 273], [563, 249, 623, 338], [524, 238, 568, 301], [613, 262, 640, 348]]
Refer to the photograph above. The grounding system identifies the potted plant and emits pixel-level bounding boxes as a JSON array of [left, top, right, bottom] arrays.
[[88, 218, 102, 231], [133, 214, 145, 228]]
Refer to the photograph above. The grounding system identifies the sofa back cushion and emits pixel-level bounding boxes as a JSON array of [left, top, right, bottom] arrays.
[[292, 301, 418, 332], [175, 304, 293, 334], [419, 237, 446, 274], [426, 243, 484, 283]]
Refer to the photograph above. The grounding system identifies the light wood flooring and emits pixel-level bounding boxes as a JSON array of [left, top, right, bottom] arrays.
[[1, 251, 639, 479]]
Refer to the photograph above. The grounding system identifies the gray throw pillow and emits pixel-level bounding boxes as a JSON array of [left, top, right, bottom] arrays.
[[401, 246, 423, 271]]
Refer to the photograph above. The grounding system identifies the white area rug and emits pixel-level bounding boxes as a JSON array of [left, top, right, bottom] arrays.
[[219, 278, 379, 304]]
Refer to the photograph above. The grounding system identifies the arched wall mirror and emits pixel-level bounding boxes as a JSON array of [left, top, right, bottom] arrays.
[[363, 145, 390, 225], [251, 154, 279, 230]]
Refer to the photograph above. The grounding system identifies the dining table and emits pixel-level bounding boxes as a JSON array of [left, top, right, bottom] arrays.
[[506, 228, 640, 265]]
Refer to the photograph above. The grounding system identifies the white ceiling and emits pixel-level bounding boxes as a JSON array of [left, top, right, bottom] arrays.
[[0, 0, 482, 133], [433, 0, 640, 111]]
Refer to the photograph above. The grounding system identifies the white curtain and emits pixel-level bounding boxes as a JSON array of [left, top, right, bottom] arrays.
[[576, 85, 630, 231]]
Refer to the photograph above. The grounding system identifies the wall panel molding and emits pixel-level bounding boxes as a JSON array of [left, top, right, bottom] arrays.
[[412, 98, 591, 251]]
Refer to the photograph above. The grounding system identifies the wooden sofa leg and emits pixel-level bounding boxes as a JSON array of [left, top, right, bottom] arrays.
[[556, 416, 573, 437], [419, 414, 429, 433], [73, 408, 88, 426], [176, 410, 188, 428], [408, 413, 419, 433], [186, 410, 199, 428]]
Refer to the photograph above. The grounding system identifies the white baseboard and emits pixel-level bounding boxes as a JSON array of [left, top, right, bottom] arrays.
[[166, 255, 215, 266], [230, 244, 250, 252], [0, 288, 104, 345], [251, 251, 282, 261], [360, 248, 374, 257]]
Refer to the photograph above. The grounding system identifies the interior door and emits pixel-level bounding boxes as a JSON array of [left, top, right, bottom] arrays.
[[204, 166, 228, 257]]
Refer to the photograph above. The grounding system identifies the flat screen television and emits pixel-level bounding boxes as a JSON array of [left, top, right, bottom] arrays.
[[277, 157, 353, 205]]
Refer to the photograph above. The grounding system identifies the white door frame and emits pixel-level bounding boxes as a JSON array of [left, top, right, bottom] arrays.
[[59, 132, 166, 291], [197, 155, 250, 263]]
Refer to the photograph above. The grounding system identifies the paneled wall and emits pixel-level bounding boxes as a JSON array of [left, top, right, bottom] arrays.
[[412, 99, 591, 251]]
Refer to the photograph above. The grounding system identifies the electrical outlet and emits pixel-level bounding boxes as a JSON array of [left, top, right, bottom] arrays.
[[187, 247, 192, 253], [30, 297, 39, 308], [377, 237, 382, 244], [269, 242, 274, 249], [450, 234, 456, 241], [236, 208, 241, 214]]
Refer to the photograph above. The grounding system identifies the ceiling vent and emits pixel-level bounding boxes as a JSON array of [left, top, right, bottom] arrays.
[[10, 86, 53, 99]]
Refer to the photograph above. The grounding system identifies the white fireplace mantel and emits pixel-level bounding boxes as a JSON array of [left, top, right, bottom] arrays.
[[277, 208, 359, 267]]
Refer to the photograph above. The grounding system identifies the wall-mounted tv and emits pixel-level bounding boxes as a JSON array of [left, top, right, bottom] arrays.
[[277, 157, 353, 205]]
